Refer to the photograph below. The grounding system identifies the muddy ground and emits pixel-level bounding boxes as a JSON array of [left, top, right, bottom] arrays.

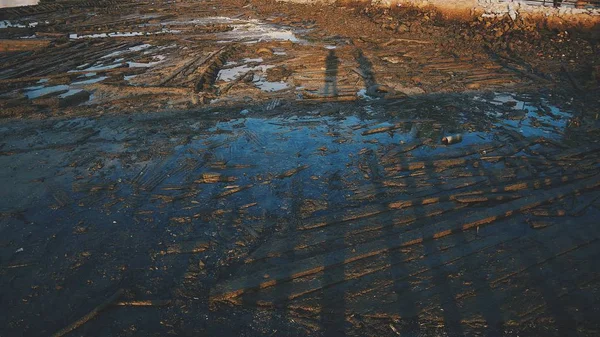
[[1, 0, 600, 336]]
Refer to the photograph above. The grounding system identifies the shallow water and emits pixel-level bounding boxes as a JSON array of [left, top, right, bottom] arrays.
[[101, 44, 153, 59], [69, 29, 179, 39], [162, 16, 305, 43], [217, 63, 274, 82], [0, 89, 590, 337], [254, 80, 289, 92], [71, 76, 108, 85], [127, 55, 166, 68], [475, 92, 572, 140], [24, 85, 69, 99]]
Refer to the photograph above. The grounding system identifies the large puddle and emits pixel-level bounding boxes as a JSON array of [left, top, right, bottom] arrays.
[[59, 92, 573, 220]]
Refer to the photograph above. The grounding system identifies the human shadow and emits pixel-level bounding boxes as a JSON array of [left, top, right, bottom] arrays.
[[320, 170, 348, 337], [354, 49, 378, 94], [323, 50, 339, 97]]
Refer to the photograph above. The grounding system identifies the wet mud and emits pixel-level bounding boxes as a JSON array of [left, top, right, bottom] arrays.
[[1, 0, 600, 336]]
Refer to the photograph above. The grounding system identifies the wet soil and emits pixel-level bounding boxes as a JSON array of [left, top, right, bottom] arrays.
[[1, 0, 600, 336]]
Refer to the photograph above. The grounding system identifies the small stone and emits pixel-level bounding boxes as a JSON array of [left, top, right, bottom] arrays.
[[256, 47, 273, 55], [382, 56, 402, 64], [396, 24, 409, 33]]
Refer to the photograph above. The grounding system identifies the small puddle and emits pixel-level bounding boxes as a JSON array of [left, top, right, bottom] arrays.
[[71, 44, 168, 73], [356, 89, 376, 101], [76, 61, 124, 72], [71, 76, 108, 85], [24, 85, 69, 99], [217, 59, 290, 92], [0, 20, 31, 28], [127, 55, 166, 68], [218, 21, 303, 43], [24, 75, 108, 101], [230, 21, 302, 43], [162, 16, 242, 26], [217, 63, 273, 82], [101, 44, 152, 59], [254, 80, 289, 92], [124, 75, 138, 83], [69, 29, 179, 39], [58, 89, 83, 98], [475, 92, 573, 139], [163, 16, 306, 43]]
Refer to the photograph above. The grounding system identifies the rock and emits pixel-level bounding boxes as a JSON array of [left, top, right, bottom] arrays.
[[381, 56, 402, 64], [396, 23, 409, 33], [256, 47, 273, 55], [466, 83, 481, 90], [366, 84, 395, 98], [243, 71, 255, 83]]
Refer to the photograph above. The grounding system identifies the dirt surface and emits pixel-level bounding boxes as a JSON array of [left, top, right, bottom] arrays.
[[1, 0, 600, 336]]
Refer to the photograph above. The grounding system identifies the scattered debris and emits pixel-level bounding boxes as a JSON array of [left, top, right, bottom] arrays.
[[442, 133, 463, 145]]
